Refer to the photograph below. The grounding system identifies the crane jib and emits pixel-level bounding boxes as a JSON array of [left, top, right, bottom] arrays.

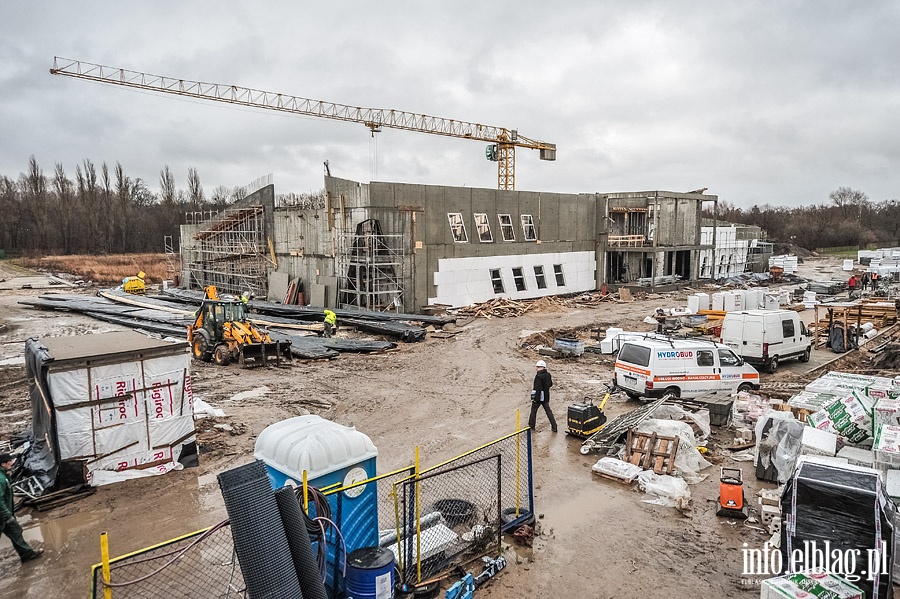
[[50, 56, 556, 190]]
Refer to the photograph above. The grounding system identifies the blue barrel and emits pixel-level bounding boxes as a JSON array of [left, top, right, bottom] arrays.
[[345, 546, 395, 599]]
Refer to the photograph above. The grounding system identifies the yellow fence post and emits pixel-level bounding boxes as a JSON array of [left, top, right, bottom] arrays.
[[515, 409, 521, 517], [100, 531, 112, 599], [302, 470, 309, 515], [415, 446, 422, 583]]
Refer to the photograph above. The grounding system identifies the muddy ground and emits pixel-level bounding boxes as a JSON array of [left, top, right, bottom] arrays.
[[0, 257, 894, 599]]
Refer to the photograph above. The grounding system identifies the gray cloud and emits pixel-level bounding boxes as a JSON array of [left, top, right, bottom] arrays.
[[1, 2, 899, 207]]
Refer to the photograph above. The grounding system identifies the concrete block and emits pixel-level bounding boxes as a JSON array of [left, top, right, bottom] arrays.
[[769, 516, 782, 536], [761, 504, 780, 524], [800, 426, 837, 457], [759, 494, 780, 508], [836, 446, 875, 468]]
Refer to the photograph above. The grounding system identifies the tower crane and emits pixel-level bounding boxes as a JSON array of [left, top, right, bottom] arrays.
[[50, 57, 556, 190]]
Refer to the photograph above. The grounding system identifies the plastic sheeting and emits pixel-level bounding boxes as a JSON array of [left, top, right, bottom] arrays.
[[636, 471, 691, 508], [756, 414, 804, 483]]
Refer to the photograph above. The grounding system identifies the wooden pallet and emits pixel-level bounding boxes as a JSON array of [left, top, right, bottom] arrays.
[[625, 430, 680, 475]]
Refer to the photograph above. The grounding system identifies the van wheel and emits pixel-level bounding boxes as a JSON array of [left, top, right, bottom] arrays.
[[625, 391, 641, 401], [767, 356, 779, 373], [738, 383, 753, 394], [663, 386, 680, 398], [799, 347, 811, 363]]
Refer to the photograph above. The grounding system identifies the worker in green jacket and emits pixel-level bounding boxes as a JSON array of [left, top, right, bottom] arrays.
[[0, 453, 43, 562], [323, 309, 337, 338]]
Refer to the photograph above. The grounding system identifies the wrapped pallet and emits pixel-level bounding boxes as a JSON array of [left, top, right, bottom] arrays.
[[780, 457, 895, 599], [24, 331, 196, 489]]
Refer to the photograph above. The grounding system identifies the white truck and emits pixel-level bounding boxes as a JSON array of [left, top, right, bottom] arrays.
[[719, 309, 811, 373], [614, 337, 760, 399]]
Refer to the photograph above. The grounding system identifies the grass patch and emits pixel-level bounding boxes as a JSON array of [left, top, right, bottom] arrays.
[[13, 254, 175, 284]]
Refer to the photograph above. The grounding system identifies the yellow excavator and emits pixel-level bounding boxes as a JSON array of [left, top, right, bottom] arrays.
[[187, 286, 291, 367]]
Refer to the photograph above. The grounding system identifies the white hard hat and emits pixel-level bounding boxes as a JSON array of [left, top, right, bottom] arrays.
[[535, 360, 547, 368]]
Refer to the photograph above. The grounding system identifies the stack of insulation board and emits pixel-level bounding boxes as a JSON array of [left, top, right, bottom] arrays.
[[27, 331, 195, 487]]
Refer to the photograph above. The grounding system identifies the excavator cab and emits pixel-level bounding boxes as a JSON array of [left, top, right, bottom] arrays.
[[187, 287, 291, 368]]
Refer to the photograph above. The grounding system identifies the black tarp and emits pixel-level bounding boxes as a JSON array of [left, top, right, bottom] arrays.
[[780, 459, 895, 599]]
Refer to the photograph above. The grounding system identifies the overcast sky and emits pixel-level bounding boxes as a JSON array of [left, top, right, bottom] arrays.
[[2, 2, 899, 208]]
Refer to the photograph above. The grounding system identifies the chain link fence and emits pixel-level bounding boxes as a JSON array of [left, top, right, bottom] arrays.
[[89, 427, 532, 596], [90, 522, 243, 599], [391, 427, 533, 585]]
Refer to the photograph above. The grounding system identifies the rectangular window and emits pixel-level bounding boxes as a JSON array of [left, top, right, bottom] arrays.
[[474, 213, 493, 242], [490, 269, 504, 294], [618, 343, 651, 367], [512, 267, 527, 291], [718, 349, 741, 367], [696, 350, 714, 367], [782, 318, 795, 338], [498, 214, 515, 241], [534, 265, 547, 289], [521, 214, 537, 241], [553, 264, 565, 286], [447, 213, 468, 243]]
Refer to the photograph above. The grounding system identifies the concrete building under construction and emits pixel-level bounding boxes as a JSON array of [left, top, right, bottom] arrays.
[[179, 177, 766, 312]]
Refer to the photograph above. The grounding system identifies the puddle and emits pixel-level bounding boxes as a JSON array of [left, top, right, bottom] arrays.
[[230, 386, 271, 402], [0, 356, 25, 366], [0, 508, 111, 553]]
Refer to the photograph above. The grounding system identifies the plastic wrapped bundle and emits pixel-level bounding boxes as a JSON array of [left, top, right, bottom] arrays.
[[780, 457, 895, 599]]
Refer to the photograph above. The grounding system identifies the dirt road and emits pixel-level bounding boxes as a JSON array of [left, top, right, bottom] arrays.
[[0, 257, 864, 598]]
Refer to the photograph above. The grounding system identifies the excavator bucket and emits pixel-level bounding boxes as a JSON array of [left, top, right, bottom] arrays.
[[238, 340, 292, 368]]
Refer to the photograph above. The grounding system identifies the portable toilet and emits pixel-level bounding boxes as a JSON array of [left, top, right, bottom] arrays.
[[254, 415, 378, 593]]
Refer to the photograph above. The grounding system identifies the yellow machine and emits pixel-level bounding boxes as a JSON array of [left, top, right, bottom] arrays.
[[186, 286, 291, 367], [122, 271, 146, 295]]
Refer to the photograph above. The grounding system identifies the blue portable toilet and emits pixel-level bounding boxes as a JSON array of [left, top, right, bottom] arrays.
[[254, 415, 379, 592]]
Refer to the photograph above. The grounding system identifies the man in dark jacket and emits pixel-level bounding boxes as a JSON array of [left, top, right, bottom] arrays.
[[528, 360, 558, 432], [0, 453, 43, 562]]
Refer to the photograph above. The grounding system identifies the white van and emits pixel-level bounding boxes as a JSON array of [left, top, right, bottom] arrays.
[[719, 310, 811, 373], [614, 337, 760, 399]]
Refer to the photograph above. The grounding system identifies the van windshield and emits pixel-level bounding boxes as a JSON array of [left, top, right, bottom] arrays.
[[618, 343, 651, 367]]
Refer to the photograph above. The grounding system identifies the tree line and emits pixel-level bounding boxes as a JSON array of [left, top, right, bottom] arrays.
[[3, 158, 897, 255], [709, 187, 900, 250], [0, 156, 247, 255]]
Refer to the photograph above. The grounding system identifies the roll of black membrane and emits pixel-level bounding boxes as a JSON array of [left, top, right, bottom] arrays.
[[217, 460, 304, 599], [274, 487, 328, 599]]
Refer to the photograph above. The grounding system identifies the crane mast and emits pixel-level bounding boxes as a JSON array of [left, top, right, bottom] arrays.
[[50, 57, 556, 190]]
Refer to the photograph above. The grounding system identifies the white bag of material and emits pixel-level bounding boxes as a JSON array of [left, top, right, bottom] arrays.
[[635, 471, 690, 508], [193, 398, 225, 419], [634, 419, 712, 483], [591, 457, 644, 482]]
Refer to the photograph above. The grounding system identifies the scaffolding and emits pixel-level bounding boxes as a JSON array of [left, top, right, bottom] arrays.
[[337, 219, 406, 311], [186, 205, 269, 298], [163, 235, 178, 282]]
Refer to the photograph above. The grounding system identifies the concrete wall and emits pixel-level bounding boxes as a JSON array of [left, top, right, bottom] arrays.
[[176, 179, 722, 310]]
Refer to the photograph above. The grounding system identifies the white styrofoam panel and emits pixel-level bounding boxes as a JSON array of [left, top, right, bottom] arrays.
[[431, 251, 595, 307]]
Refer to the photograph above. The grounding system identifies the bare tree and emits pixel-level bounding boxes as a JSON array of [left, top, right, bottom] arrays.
[[23, 156, 50, 250], [829, 187, 869, 219], [187, 167, 204, 208], [159, 165, 176, 206], [114, 163, 132, 251], [53, 163, 75, 253]]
